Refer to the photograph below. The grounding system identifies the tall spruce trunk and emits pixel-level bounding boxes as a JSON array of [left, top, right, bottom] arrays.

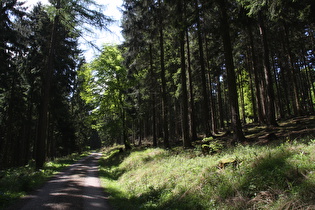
[[186, 29, 197, 141], [207, 71, 218, 133], [36, 0, 60, 169], [180, 36, 191, 147], [205, 38, 218, 133], [301, 50, 315, 113], [247, 25, 265, 123], [217, 0, 246, 143], [149, 44, 157, 147], [238, 73, 246, 124], [195, 0, 212, 136], [122, 107, 131, 150], [216, 75, 225, 129], [283, 24, 301, 115], [279, 61, 292, 116], [258, 11, 278, 127], [271, 58, 284, 118], [2, 70, 18, 167], [158, 0, 169, 148], [178, 0, 191, 147], [245, 47, 258, 122], [24, 89, 34, 165]]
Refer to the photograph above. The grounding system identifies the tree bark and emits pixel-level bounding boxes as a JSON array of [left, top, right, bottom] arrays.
[[158, 0, 169, 148], [245, 47, 258, 122], [247, 24, 265, 123], [281, 24, 300, 115], [195, 0, 212, 136], [271, 57, 284, 118], [279, 61, 292, 116], [257, 11, 278, 127], [36, 0, 60, 169], [178, 0, 191, 147], [122, 107, 131, 150], [301, 50, 315, 113], [186, 29, 197, 141], [216, 0, 246, 142], [208, 71, 218, 133], [205, 38, 218, 133], [216, 75, 225, 129], [149, 44, 157, 147], [238, 72, 246, 124]]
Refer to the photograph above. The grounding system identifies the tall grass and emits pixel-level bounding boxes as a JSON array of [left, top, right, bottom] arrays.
[[99, 139, 315, 209]]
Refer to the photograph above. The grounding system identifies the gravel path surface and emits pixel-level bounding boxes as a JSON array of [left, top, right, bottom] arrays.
[[8, 153, 111, 210]]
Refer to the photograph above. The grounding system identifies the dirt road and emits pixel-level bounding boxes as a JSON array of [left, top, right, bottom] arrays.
[[8, 153, 111, 210]]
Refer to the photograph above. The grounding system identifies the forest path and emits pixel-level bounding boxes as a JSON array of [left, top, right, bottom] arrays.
[[8, 153, 111, 210]]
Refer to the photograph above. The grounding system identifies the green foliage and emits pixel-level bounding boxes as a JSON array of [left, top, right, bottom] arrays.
[[46, 0, 113, 37], [99, 137, 315, 209], [237, 0, 268, 16], [202, 137, 225, 155], [237, 68, 254, 120], [79, 45, 131, 145], [237, 0, 314, 22]]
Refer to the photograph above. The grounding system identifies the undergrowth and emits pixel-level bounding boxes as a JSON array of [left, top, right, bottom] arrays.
[[0, 151, 89, 209], [99, 139, 315, 209]]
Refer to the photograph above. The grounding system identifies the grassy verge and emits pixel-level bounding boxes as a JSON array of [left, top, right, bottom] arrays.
[[0, 151, 89, 209], [99, 139, 315, 209]]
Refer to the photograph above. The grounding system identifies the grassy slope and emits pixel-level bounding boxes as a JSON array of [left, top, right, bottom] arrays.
[[99, 139, 315, 210], [0, 152, 89, 209]]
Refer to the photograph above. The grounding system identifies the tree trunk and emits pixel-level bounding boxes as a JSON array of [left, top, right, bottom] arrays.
[[238, 72, 246, 124], [158, 0, 169, 148], [301, 51, 315, 113], [3, 71, 17, 167], [207, 71, 218, 133], [186, 29, 197, 141], [247, 24, 265, 123], [281, 24, 300, 115], [149, 44, 157, 147], [177, 0, 191, 147], [272, 57, 285, 119], [195, 0, 212, 136], [279, 61, 292, 116], [217, 0, 246, 142], [258, 11, 278, 127], [205, 38, 218, 133], [36, 0, 60, 169], [24, 91, 34, 165], [245, 47, 258, 122], [216, 75, 225, 129], [122, 108, 131, 150]]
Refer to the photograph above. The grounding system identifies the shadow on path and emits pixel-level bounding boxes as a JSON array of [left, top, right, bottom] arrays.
[[7, 153, 111, 210]]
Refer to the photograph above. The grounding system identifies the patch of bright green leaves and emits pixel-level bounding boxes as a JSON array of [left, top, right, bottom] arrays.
[[202, 137, 225, 155]]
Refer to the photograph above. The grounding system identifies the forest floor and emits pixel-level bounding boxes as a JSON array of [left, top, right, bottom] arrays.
[[241, 115, 315, 144], [6, 153, 112, 210], [98, 115, 315, 209]]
